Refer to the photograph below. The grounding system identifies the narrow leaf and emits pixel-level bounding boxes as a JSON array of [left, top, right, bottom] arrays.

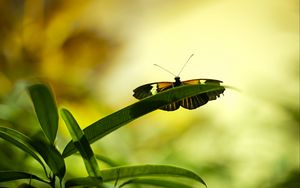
[[0, 171, 48, 184], [65, 164, 206, 187], [31, 132, 66, 180], [65, 177, 106, 188], [61, 109, 102, 180], [28, 84, 58, 144], [95, 154, 123, 167], [0, 126, 48, 177], [101, 164, 206, 187], [63, 84, 225, 157], [119, 178, 193, 188]]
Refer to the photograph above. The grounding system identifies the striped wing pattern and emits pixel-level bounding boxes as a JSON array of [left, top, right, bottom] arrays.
[[180, 79, 224, 110], [133, 79, 224, 111]]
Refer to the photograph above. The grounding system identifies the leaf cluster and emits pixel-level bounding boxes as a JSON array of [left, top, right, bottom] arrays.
[[0, 82, 224, 187]]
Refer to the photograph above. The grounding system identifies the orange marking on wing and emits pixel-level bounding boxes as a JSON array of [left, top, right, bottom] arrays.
[[182, 79, 201, 85], [156, 82, 173, 89]]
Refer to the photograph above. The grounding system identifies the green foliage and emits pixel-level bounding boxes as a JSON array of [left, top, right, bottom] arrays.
[[30, 132, 66, 181], [0, 171, 48, 184], [61, 108, 102, 183], [118, 178, 193, 188], [63, 83, 225, 157], [100, 164, 206, 186], [28, 84, 58, 145], [0, 127, 48, 177], [0, 82, 224, 187]]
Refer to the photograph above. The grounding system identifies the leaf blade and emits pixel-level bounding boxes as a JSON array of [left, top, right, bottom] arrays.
[[61, 109, 102, 180], [102, 164, 206, 186], [65, 177, 106, 188], [63, 84, 225, 157], [28, 84, 58, 144], [0, 126, 48, 177], [65, 164, 207, 187], [119, 178, 193, 188], [30, 133, 66, 180], [0, 171, 48, 184]]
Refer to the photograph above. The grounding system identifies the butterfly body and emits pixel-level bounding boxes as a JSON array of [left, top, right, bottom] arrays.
[[133, 76, 224, 111]]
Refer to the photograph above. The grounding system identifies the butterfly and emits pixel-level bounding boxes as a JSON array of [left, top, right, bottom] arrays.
[[133, 54, 225, 111]]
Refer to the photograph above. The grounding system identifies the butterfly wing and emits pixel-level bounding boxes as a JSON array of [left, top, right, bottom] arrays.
[[133, 78, 224, 111], [180, 79, 225, 110], [133, 82, 182, 111], [181, 94, 209, 109], [133, 82, 174, 99], [182, 78, 223, 85], [159, 101, 181, 111]]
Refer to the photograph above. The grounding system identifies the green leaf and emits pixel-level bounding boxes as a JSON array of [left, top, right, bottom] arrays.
[[0, 126, 48, 177], [61, 109, 102, 180], [63, 84, 224, 157], [0, 171, 48, 184], [95, 154, 123, 167], [31, 132, 66, 180], [66, 164, 206, 187], [28, 84, 58, 144], [119, 178, 193, 188], [65, 177, 106, 188], [101, 164, 206, 186]]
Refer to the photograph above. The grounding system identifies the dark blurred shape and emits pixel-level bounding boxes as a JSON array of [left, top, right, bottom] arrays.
[[271, 170, 300, 188]]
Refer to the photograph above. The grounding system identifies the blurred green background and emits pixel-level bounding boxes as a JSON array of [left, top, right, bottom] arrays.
[[0, 0, 299, 187]]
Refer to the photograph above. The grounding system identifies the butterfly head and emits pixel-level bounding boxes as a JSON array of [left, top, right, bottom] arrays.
[[174, 76, 181, 86]]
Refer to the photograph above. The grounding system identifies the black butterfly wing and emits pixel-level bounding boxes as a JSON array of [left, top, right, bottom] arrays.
[[133, 84, 153, 99], [159, 101, 181, 111], [133, 78, 224, 111], [133, 82, 174, 99], [181, 94, 209, 109], [180, 79, 224, 110], [133, 82, 182, 111]]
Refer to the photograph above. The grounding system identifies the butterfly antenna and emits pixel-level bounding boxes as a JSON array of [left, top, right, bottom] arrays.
[[154, 64, 176, 77], [177, 54, 194, 76]]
